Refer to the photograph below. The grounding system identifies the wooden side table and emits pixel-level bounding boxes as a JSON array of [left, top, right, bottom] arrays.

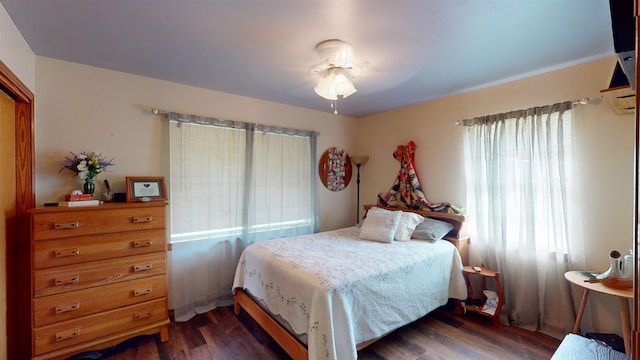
[[459, 264, 504, 327], [564, 270, 632, 355]]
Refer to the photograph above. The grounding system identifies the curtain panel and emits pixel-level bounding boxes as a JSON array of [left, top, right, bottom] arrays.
[[462, 101, 585, 336], [167, 113, 318, 321]]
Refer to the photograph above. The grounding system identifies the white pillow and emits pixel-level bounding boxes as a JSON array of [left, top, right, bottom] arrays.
[[359, 207, 402, 243], [394, 212, 425, 241]]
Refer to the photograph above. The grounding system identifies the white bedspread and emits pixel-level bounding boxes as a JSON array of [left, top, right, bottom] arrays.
[[232, 226, 467, 360]]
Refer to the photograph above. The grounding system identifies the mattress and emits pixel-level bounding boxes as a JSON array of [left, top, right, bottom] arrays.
[[232, 226, 467, 360]]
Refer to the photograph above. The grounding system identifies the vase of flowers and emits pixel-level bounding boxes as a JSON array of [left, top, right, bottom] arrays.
[[83, 178, 95, 195], [60, 151, 115, 195]]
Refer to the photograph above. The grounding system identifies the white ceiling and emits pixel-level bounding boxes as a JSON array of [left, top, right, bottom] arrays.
[[1, 0, 615, 117]]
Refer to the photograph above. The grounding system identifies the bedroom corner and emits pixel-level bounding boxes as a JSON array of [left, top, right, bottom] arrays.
[[355, 56, 634, 340]]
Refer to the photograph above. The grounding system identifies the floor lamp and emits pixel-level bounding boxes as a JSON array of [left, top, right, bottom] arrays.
[[350, 156, 369, 223]]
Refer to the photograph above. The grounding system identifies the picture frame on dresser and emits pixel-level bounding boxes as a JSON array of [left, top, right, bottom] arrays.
[[126, 176, 167, 202]]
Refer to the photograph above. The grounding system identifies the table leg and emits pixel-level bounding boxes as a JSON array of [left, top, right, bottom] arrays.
[[618, 297, 631, 355], [573, 288, 590, 334]]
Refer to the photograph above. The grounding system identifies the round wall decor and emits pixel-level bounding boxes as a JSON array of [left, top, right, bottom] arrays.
[[319, 147, 352, 191]]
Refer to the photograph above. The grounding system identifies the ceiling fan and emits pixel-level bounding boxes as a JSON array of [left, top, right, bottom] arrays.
[[309, 39, 365, 103]]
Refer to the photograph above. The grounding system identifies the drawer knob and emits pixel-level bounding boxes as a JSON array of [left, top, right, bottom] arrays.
[[133, 263, 153, 272], [55, 328, 80, 342], [132, 216, 153, 224], [134, 311, 153, 321], [55, 301, 80, 314], [133, 239, 153, 248], [54, 247, 79, 258], [54, 274, 79, 286], [134, 287, 153, 297], [54, 222, 79, 230]]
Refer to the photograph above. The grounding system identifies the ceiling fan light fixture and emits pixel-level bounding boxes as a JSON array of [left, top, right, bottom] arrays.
[[311, 39, 361, 104], [333, 71, 357, 98], [314, 72, 338, 100], [313, 68, 357, 100], [315, 39, 354, 67]]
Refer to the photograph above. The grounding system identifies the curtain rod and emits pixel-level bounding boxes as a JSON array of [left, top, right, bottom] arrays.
[[148, 108, 320, 136], [454, 97, 590, 126]]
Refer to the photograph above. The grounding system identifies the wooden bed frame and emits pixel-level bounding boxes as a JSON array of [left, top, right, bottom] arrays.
[[233, 204, 466, 360]]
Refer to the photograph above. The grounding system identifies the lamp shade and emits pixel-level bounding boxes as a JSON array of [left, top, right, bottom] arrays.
[[314, 68, 357, 100], [351, 156, 369, 166], [333, 72, 357, 98], [314, 72, 338, 100]]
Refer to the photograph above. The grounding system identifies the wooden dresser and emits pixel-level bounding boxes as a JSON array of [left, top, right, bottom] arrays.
[[29, 202, 169, 359]]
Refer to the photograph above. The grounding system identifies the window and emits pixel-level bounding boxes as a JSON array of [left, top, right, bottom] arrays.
[[462, 101, 577, 333], [167, 112, 318, 321], [169, 119, 318, 244]]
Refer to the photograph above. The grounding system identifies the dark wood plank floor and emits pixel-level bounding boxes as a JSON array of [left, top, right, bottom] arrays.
[[91, 303, 561, 360]]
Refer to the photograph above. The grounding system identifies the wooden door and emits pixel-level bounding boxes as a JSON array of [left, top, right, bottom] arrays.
[[0, 89, 16, 358], [0, 60, 35, 359]]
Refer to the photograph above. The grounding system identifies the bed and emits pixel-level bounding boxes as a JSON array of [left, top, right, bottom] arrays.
[[232, 205, 468, 360]]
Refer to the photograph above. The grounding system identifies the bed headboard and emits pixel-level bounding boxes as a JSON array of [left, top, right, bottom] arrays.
[[362, 204, 468, 264]]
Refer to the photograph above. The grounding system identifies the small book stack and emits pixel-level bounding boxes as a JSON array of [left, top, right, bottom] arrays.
[[58, 194, 100, 207]]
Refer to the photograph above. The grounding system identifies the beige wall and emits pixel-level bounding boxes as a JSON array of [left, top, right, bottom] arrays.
[[34, 57, 359, 231], [357, 56, 635, 335]]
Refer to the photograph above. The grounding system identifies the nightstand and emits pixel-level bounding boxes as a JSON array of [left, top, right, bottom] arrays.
[[458, 264, 503, 328]]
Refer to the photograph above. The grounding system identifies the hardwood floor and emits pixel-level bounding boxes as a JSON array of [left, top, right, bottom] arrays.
[[91, 302, 561, 360]]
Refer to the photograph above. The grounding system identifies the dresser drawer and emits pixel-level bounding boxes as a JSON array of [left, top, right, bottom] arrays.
[[34, 252, 166, 298], [32, 205, 165, 241], [33, 298, 168, 356], [33, 229, 166, 269], [34, 275, 167, 327]]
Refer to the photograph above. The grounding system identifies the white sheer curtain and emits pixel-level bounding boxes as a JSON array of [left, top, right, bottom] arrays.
[[167, 113, 318, 321], [462, 101, 584, 336]]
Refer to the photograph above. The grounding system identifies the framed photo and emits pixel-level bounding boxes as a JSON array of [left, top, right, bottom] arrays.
[[125, 176, 167, 202]]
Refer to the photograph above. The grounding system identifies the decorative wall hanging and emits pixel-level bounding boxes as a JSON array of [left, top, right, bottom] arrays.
[[377, 141, 452, 213], [319, 147, 352, 191]]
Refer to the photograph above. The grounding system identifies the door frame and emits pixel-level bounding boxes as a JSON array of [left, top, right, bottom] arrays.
[[0, 59, 35, 359]]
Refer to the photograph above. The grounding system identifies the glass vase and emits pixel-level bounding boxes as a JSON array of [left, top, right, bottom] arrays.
[[83, 178, 95, 195]]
